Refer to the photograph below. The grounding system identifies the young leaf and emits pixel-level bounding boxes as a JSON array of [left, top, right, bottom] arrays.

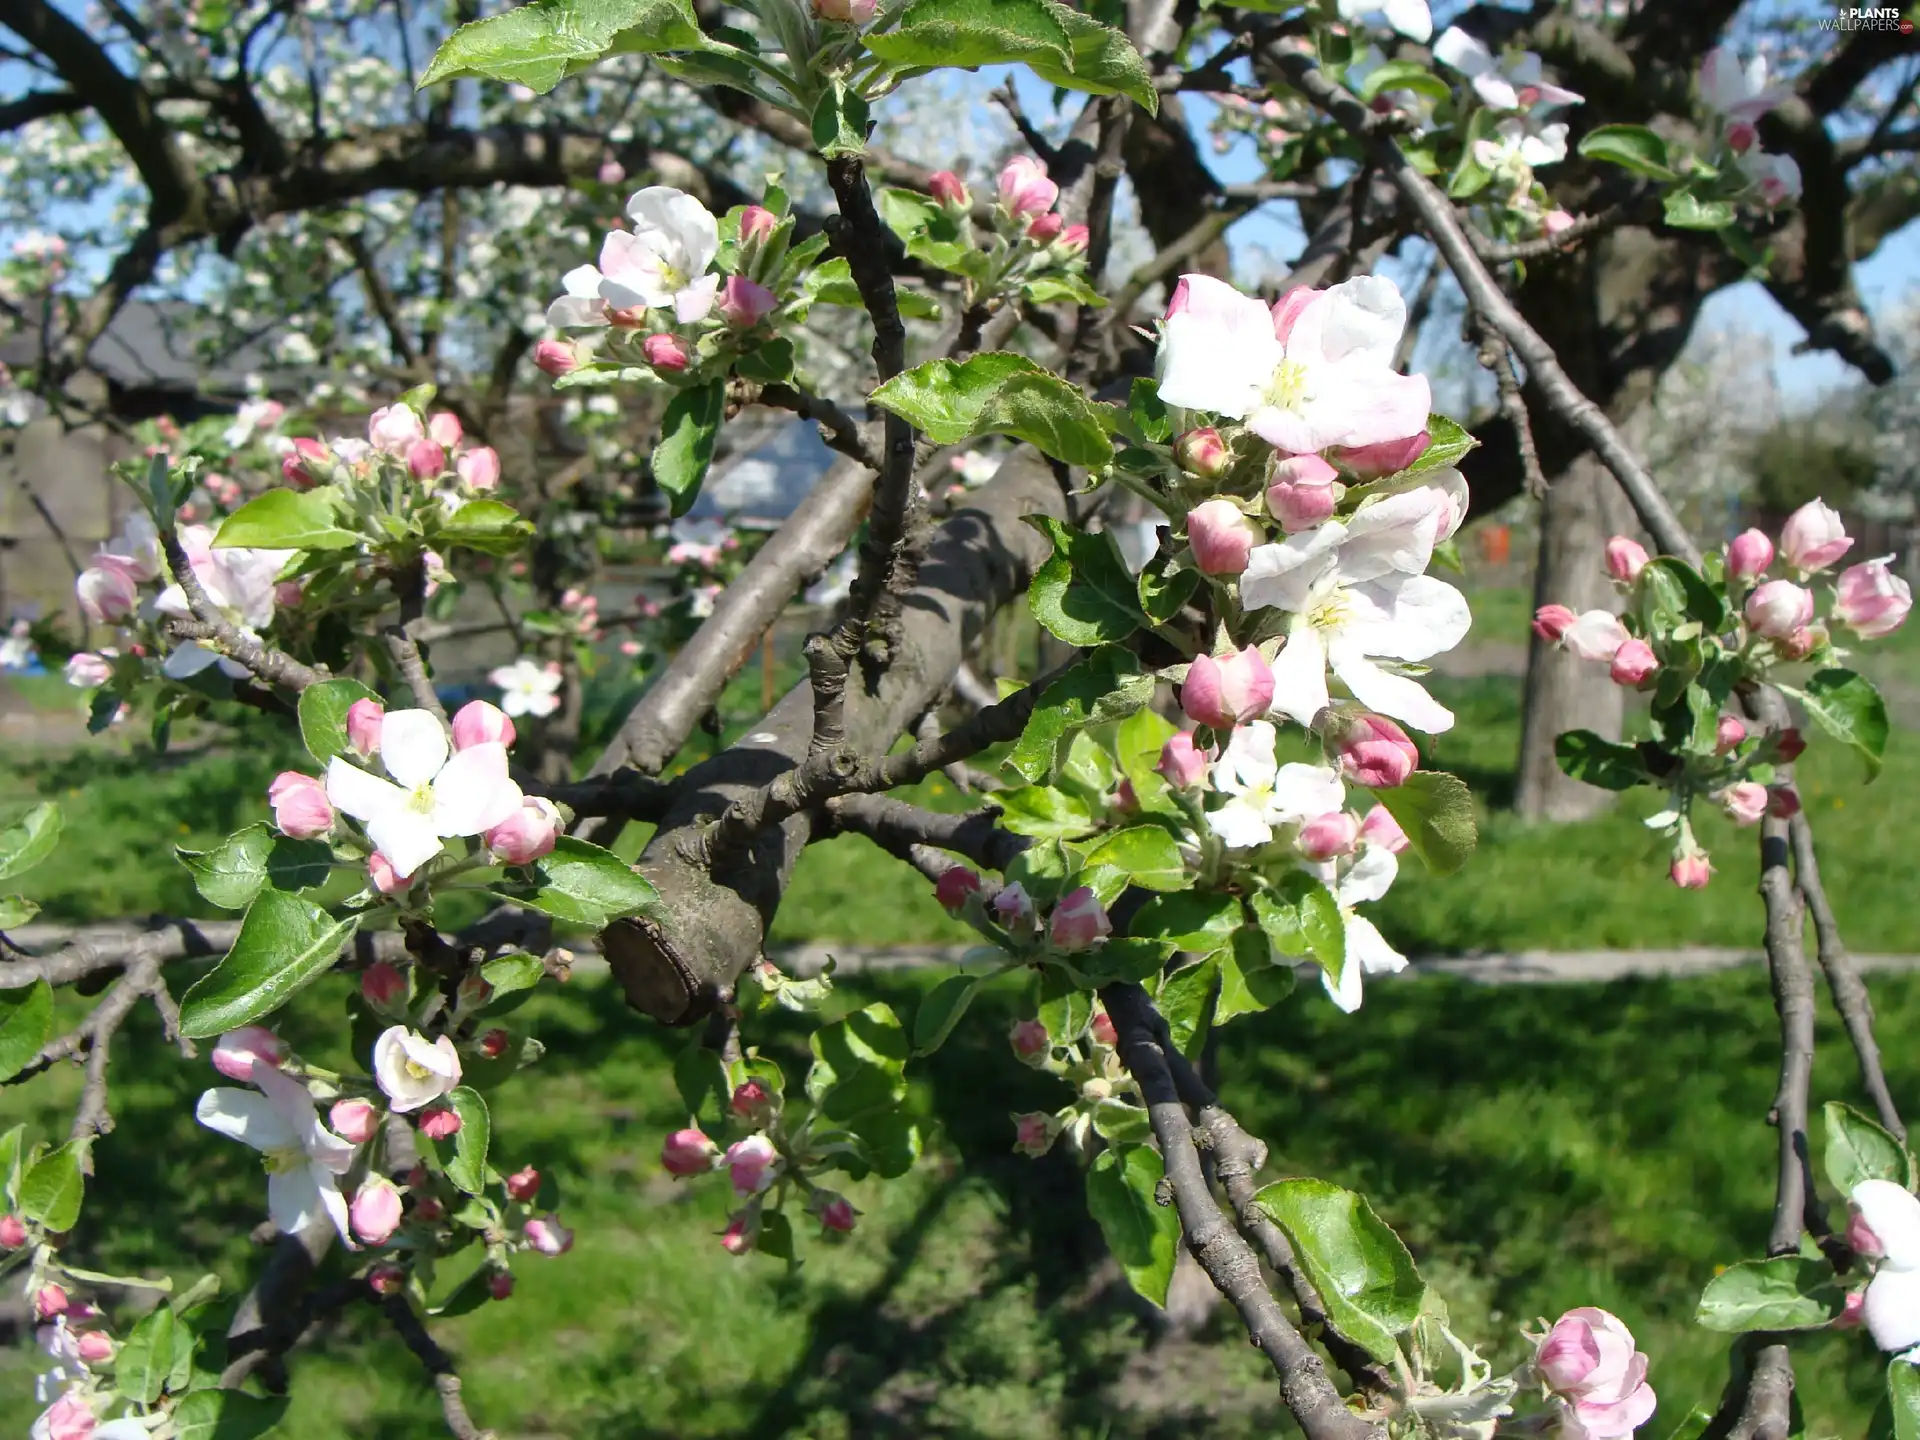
[[494, 835, 662, 927], [0, 896, 37, 928], [1781, 669, 1889, 781], [116, 1304, 178, 1405], [1825, 1100, 1916, 1194], [1080, 825, 1187, 891], [0, 802, 60, 881], [1554, 731, 1650, 791], [1254, 1177, 1427, 1364], [806, 1003, 909, 1122], [1025, 514, 1149, 647], [672, 1039, 732, 1128], [912, 973, 981, 1056], [1215, 926, 1295, 1025], [1373, 770, 1477, 875], [653, 379, 726, 518], [1695, 1255, 1847, 1332], [1155, 953, 1217, 1059], [169, 1391, 288, 1440], [176, 824, 333, 911], [1085, 1144, 1181, 1306], [1664, 189, 1737, 231], [0, 978, 53, 1082], [297, 677, 381, 765], [994, 785, 1097, 840], [438, 499, 535, 556], [214, 489, 360, 550], [1128, 891, 1242, 953], [20, 1141, 85, 1232], [1888, 1361, 1920, 1440], [1251, 872, 1343, 976], [809, 79, 871, 158], [1578, 124, 1678, 180], [419, 0, 706, 93], [1022, 5, 1158, 113], [1005, 646, 1151, 783], [869, 352, 1114, 468], [438, 1087, 492, 1195], [178, 890, 361, 1038]]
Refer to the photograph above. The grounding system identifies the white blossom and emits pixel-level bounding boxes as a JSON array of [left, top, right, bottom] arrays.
[[325, 708, 523, 878], [196, 1059, 357, 1241]]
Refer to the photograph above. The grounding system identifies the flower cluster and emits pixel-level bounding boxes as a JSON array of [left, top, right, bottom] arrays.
[[1004, 1004, 1146, 1159], [1438, 26, 1584, 210], [1698, 47, 1802, 207]]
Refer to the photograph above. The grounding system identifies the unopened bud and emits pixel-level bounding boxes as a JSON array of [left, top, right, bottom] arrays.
[[489, 1271, 516, 1300], [1010, 1019, 1050, 1061], [361, 961, 407, 1011], [506, 1166, 541, 1203], [642, 333, 690, 372], [1715, 716, 1746, 754], [1604, 535, 1649, 584], [1173, 427, 1229, 480], [533, 339, 580, 377], [419, 1106, 461, 1141], [934, 867, 982, 915], [367, 1263, 408, 1295], [929, 171, 971, 208], [0, 1214, 25, 1248], [480, 1028, 511, 1059]]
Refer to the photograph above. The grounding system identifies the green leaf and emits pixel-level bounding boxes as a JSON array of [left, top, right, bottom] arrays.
[[995, 785, 1097, 840], [214, 488, 360, 550], [1555, 730, 1651, 790], [419, 0, 705, 92], [1783, 669, 1889, 782], [477, 952, 546, 1017], [870, 353, 1114, 468], [1025, 513, 1148, 647], [802, 256, 864, 308], [1664, 189, 1737, 231], [1825, 1100, 1916, 1193], [1216, 926, 1295, 1024], [1393, 414, 1477, 479], [439, 1087, 492, 1195], [1373, 771, 1477, 875], [912, 973, 981, 1056], [497, 835, 661, 927], [0, 895, 37, 928], [809, 79, 870, 158], [653, 380, 726, 518], [1126, 378, 1171, 443], [1023, 273, 1105, 307], [1022, 4, 1159, 113], [1085, 1144, 1180, 1306], [438, 499, 534, 556], [0, 1124, 22, 1208], [1639, 556, 1729, 631], [1695, 1255, 1847, 1332], [115, 1304, 177, 1405], [20, 1141, 84, 1232], [296, 677, 380, 765], [673, 1039, 731, 1128], [733, 337, 796, 385], [178, 889, 361, 1038], [0, 802, 60, 881], [1037, 974, 1091, 1044], [0, 979, 53, 1081], [867, 0, 1156, 112], [1136, 554, 1197, 626], [1069, 935, 1170, 987], [1251, 872, 1343, 975], [169, 1390, 289, 1440], [1006, 646, 1152, 782], [1358, 59, 1452, 103], [1254, 1177, 1427, 1364], [807, 1002, 909, 1122], [1081, 825, 1187, 891], [177, 824, 334, 911], [1129, 891, 1241, 953], [1578, 123, 1678, 180], [1888, 1361, 1920, 1440], [1156, 953, 1217, 1059]]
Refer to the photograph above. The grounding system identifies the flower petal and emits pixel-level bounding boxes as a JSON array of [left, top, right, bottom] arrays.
[[1268, 622, 1331, 727], [1855, 1180, 1920, 1269], [1212, 718, 1279, 795], [429, 741, 523, 837], [1322, 946, 1366, 1013], [1206, 798, 1274, 850], [1345, 575, 1473, 662], [562, 264, 603, 299], [196, 1087, 297, 1153], [1432, 26, 1493, 77], [366, 811, 444, 879], [1287, 275, 1407, 371], [162, 642, 225, 680], [1242, 527, 1343, 613], [673, 273, 721, 324], [326, 755, 406, 824], [1346, 912, 1408, 977], [546, 295, 607, 329], [1867, 1265, 1920, 1352], [1331, 651, 1455, 734], [1340, 846, 1399, 906], [1155, 275, 1284, 418], [627, 186, 720, 273], [380, 709, 449, 789], [1336, 490, 1445, 583], [267, 1164, 326, 1236], [1269, 762, 1346, 822]]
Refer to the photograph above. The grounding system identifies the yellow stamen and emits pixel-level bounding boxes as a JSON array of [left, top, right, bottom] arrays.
[[1264, 358, 1309, 412]]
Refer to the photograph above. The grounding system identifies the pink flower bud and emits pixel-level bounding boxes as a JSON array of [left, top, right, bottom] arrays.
[[1360, 804, 1409, 854], [1049, 886, 1110, 952], [1726, 528, 1773, 580], [351, 1175, 404, 1246], [1174, 427, 1230, 479], [75, 1330, 113, 1365], [642, 332, 690, 372], [533, 339, 580, 377], [525, 1215, 574, 1255], [485, 796, 561, 865], [367, 1263, 407, 1295], [1836, 1287, 1867, 1329], [0, 1214, 26, 1247], [427, 412, 462, 449], [1544, 208, 1578, 236], [719, 275, 778, 328], [1187, 499, 1261, 576], [34, 1284, 68, 1319], [730, 1079, 775, 1123], [1157, 731, 1211, 788], [1114, 777, 1138, 813], [1163, 277, 1190, 319], [1670, 851, 1713, 889], [1775, 727, 1807, 762], [212, 1026, 288, 1082], [505, 1166, 541, 1202], [1010, 1019, 1050, 1060], [368, 852, 413, 896], [1181, 647, 1274, 729], [451, 698, 515, 751], [597, 158, 626, 185], [1270, 285, 1322, 345], [1559, 610, 1630, 662], [419, 1106, 461, 1140], [818, 1195, 858, 1233], [1779, 499, 1853, 574], [1058, 224, 1090, 254], [720, 1215, 753, 1255], [1267, 454, 1339, 533], [1716, 716, 1746, 753], [1026, 212, 1064, 243], [1328, 434, 1429, 481], [935, 867, 982, 914], [1297, 810, 1361, 861], [998, 156, 1058, 219], [64, 651, 112, 688], [1727, 120, 1758, 154], [489, 1271, 516, 1300], [272, 580, 303, 611], [480, 1028, 510, 1059], [361, 961, 408, 1010], [991, 882, 1035, 930], [76, 563, 139, 624], [346, 698, 384, 759], [1835, 559, 1912, 640], [282, 436, 330, 487], [1849, 1204, 1885, 1259], [267, 770, 334, 839], [738, 205, 778, 247], [1339, 714, 1419, 788], [404, 438, 446, 479], [1718, 781, 1768, 825], [1532, 603, 1576, 642], [1609, 638, 1658, 688], [1090, 1010, 1118, 1047], [1605, 535, 1650, 584], [1012, 1112, 1058, 1157], [813, 0, 877, 21], [725, 1135, 778, 1196], [367, 403, 425, 455], [457, 445, 501, 492], [1768, 786, 1802, 819], [1745, 579, 1815, 639], [929, 171, 971, 208], [417, 1198, 445, 1224], [330, 1098, 380, 1144], [662, 1127, 720, 1177]]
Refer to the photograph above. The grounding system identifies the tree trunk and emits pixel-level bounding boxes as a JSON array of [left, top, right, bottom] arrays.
[[1514, 452, 1632, 821]]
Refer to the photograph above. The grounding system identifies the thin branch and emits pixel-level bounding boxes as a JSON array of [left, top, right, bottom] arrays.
[[382, 1295, 496, 1440], [823, 793, 1031, 875], [991, 79, 1060, 167], [754, 382, 882, 470], [384, 557, 446, 723], [1470, 204, 1631, 263], [341, 230, 420, 370], [1476, 317, 1546, 500], [161, 532, 327, 690]]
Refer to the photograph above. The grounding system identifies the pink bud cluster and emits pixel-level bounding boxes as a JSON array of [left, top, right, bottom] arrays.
[[995, 158, 1088, 253]]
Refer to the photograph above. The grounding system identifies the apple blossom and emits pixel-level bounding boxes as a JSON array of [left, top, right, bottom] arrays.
[[1474, 116, 1571, 177], [662, 1127, 720, 1176], [155, 524, 291, 638], [63, 651, 112, 688], [1744, 579, 1815, 640], [451, 699, 516, 751], [1173, 427, 1229, 478], [362, 965, 407, 1014], [1670, 852, 1713, 890], [1604, 535, 1649, 584], [372, 1025, 463, 1112], [1157, 731, 1211, 788], [929, 171, 970, 208], [404, 439, 446, 482], [343, 698, 385, 760], [419, 1105, 461, 1140], [505, 1166, 541, 1202], [1536, 1307, 1657, 1440], [1205, 721, 1348, 849], [329, 1098, 379, 1144], [1330, 433, 1429, 480], [1338, 713, 1419, 788], [1010, 1019, 1050, 1060], [1778, 624, 1822, 661], [491, 657, 564, 718], [1726, 528, 1773, 579], [36, 1285, 68, 1319], [1013, 1112, 1060, 1156], [1738, 149, 1802, 206], [1182, 647, 1275, 729], [1336, 0, 1431, 42], [1768, 786, 1802, 819], [282, 436, 330, 486], [737, 205, 778, 248], [1050, 887, 1111, 951], [1780, 502, 1854, 576], [549, 187, 721, 327], [1433, 27, 1583, 112], [1187, 499, 1261, 576], [1297, 810, 1361, 861], [1532, 603, 1576, 643], [1268, 461, 1340, 534], [525, 1215, 574, 1255], [1700, 47, 1788, 125], [1315, 845, 1409, 1012], [1558, 610, 1630, 662], [1718, 782, 1768, 825], [719, 275, 778, 327], [642, 332, 690, 372], [268, 771, 334, 839], [818, 1196, 858, 1233], [1243, 488, 1471, 734], [992, 882, 1035, 929], [1609, 639, 1658, 688], [1544, 209, 1577, 236], [211, 1026, 288, 1082], [0, 1214, 26, 1247], [1027, 212, 1064, 243], [730, 1080, 774, 1124], [368, 403, 425, 455], [1360, 804, 1409, 854], [533, 339, 580, 376], [75, 564, 137, 624], [1834, 559, 1912, 639], [935, 866, 982, 914], [720, 1216, 754, 1254], [196, 1060, 357, 1241], [1156, 273, 1430, 455], [34, 1393, 149, 1440], [1057, 224, 1090, 254], [1716, 716, 1747, 753], [327, 708, 523, 878], [998, 156, 1058, 219], [486, 795, 561, 865], [367, 1264, 407, 1295], [457, 445, 501, 491], [351, 1175, 404, 1245], [1775, 728, 1807, 762], [75, 1331, 112, 1365], [726, 1135, 779, 1196]]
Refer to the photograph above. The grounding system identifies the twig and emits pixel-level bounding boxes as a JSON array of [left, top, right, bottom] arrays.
[[1476, 317, 1546, 500], [822, 793, 1031, 875], [1471, 204, 1630, 263], [385, 557, 446, 723], [382, 1295, 496, 1440], [162, 533, 326, 691], [755, 382, 882, 471], [991, 79, 1060, 167]]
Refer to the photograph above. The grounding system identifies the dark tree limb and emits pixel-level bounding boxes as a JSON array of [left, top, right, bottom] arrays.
[[383, 1295, 496, 1440], [822, 793, 1032, 876]]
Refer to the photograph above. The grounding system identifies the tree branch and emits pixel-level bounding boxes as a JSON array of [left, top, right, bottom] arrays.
[[162, 532, 327, 691], [383, 1295, 496, 1440]]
